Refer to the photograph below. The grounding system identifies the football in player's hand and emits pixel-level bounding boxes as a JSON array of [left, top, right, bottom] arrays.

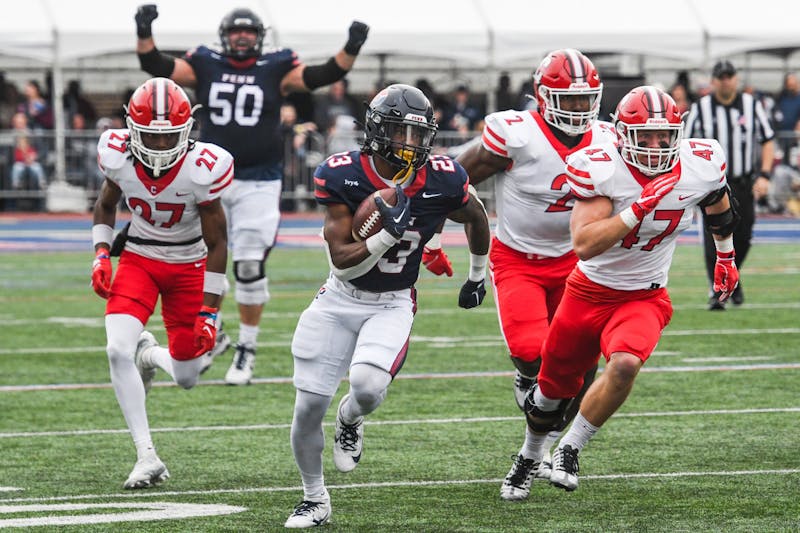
[[351, 188, 397, 241]]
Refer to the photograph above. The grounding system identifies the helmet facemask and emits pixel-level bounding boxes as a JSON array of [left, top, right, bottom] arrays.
[[368, 112, 437, 184], [218, 9, 269, 59], [617, 121, 682, 176], [539, 84, 602, 136], [127, 116, 194, 178]]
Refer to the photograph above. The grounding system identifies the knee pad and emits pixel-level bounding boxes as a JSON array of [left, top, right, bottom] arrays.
[[348, 363, 391, 412], [234, 260, 270, 305]]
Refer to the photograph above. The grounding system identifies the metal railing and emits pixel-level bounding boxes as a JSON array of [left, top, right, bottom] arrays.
[[31, 127, 800, 212]]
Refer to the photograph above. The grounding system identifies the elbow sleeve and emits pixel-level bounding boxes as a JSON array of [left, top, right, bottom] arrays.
[[138, 48, 176, 78], [302, 57, 348, 90]]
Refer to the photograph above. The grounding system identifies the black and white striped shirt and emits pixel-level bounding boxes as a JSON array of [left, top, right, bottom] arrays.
[[684, 92, 774, 180]]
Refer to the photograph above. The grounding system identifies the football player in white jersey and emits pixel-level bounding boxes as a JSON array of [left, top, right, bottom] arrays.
[[523, 86, 739, 492], [90, 77, 233, 489], [450, 49, 617, 500]]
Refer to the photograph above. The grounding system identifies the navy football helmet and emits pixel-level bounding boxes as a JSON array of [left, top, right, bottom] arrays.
[[363, 84, 437, 181], [218, 8, 267, 59]]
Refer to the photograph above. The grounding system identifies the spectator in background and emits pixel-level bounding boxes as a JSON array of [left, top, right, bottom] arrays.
[[313, 79, 359, 134], [20, 80, 53, 130], [685, 60, 775, 310], [65, 113, 96, 185], [63, 80, 98, 127], [495, 71, 515, 111], [444, 84, 482, 131], [326, 114, 360, 154], [669, 83, 691, 115], [774, 73, 800, 157], [0, 77, 20, 129], [10, 113, 46, 205]]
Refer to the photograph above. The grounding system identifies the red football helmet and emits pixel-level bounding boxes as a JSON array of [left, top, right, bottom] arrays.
[[533, 49, 603, 135], [125, 77, 195, 177], [613, 85, 683, 176]]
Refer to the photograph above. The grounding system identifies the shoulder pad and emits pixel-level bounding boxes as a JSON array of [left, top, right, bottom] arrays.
[[593, 120, 619, 144], [682, 138, 728, 185], [565, 142, 619, 198], [188, 142, 234, 187], [96, 129, 130, 173], [483, 110, 531, 151]]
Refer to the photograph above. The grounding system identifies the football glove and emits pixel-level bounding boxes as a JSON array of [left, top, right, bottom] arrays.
[[91, 247, 113, 299], [630, 172, 680, 221], [135, 4, 159, 38], [374, 185, 410, 239], [458, 279, 486, 309], [422, 246, 453, 277], [344, 21, 369, 55], [713, 250, 739, 303], [193, 306, 218, 357]]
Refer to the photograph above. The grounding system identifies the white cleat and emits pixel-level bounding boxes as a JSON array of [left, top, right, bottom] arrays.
[[284, 494, 331, 528], [225, 343, 255, 385], [123, 453, 169, 489], [550, 445, 580, 491], [135, 331, 158, 394], [500, 454, 540, 501], [535, 451, 553, 480], [333, 394, 364, 473]]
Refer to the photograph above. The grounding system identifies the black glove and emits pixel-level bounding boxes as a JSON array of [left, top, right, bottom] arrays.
[[374, 185, 409, 239], [135, 4, 159, 39], [458, 279, 486, 309], [344, 21, 369, 55]]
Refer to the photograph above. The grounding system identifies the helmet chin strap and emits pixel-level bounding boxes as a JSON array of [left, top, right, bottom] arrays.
[[391, 161, 414, 185]]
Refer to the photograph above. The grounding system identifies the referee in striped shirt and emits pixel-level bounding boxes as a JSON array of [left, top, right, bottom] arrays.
[[685, 60, 775, 310]]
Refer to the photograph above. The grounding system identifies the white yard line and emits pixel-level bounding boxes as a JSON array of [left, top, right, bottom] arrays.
[[1, 468, 798, 504], [2, 407, 798, 439]]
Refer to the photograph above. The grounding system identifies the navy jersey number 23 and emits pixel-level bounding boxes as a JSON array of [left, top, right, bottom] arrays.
[[315, 151, 470, 292]]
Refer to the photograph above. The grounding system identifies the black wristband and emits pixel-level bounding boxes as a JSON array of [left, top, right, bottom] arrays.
[[137, 48, 176, 78], [758, 170, 771, 181], [302, 57, 348, 91]]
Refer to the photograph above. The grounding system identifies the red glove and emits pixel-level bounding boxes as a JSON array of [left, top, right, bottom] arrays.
[[91, 247, 112, 299], [630, 173, 680, 221], [422, 247, 453, 277], [193, 305, 218, 357], [713, 250, 739, 303]]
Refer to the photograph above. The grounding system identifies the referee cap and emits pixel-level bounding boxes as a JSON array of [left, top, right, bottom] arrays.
[[712, 60, 737, 78]]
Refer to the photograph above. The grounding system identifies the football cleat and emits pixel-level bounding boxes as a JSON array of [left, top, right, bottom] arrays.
[[536, 450, 553, 480], [123, 453, 169, 489], [284, 494, 331, 528], [500, 454, 540, 501], [333, 394, 364, 473], [135, 331, 158, 394], [550, 445, 580, 491], [513, 371, 536, 411], [225, 342, 255, 385], [200, 324, 231, 375]]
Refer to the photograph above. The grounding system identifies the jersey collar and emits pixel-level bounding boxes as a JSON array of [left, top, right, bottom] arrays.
[[627, 160, 682, 188], [532, 111, 594, 161], [360, 153, 429, 196], [134, 154, 187, 196]]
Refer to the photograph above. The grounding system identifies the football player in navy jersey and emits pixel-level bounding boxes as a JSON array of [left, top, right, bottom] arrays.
[[283, 84, 490, 528], [135, 5, 369, 385]]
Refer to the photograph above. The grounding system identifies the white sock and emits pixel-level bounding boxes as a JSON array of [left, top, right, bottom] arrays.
[[543, 431, 560, 456], [519, 426, 549, 461], [136, 445, 157, 460], [238, 323, 259, 346], [558, 412, 599, 452], [145, 345, 175, 380]]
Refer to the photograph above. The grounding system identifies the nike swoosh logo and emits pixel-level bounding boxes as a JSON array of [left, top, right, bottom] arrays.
[[421, 192, 442, 198], [175, 192, 191, 197], [194, 262, 203, 268], [353, 453, 361, 463], [256, 60, 269, 66], [678, 194, 695, 201], [392, 207, 407, 223]]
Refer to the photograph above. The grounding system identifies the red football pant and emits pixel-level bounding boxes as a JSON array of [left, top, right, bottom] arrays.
[[490, 238, 577, 363], [538, 268, 673, 399], [106, 251, 205, 361]]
